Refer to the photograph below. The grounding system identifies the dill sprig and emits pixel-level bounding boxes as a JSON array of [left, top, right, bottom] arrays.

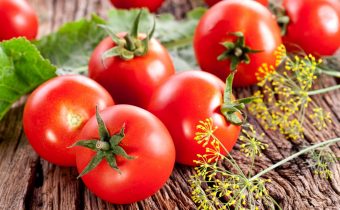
[[308, 145, 340, 179], [249, 45, 337, 140], [190, 118, 340, 209], [191, 118, 276, 210]]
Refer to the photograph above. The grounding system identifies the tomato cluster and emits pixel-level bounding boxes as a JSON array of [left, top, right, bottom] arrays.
[[19, 0, 340, 205]]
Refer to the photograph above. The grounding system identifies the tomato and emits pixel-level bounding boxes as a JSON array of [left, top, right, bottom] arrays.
[[205, 0, 269, 7], [75, 105, 175, 204], [89, 35, 175, 109], [23, 75, 114, 166], [194, 0, 282, 87], [282, 0, 340, 56], [110, 0, 164, 12], [148, 71, 241, 166], [0, 0, 38, 41]]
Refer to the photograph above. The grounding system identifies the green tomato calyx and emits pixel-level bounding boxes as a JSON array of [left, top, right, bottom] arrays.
[[221, 71, 258, 125], [99, 10, 156, 61], [218, 32, 262, 71], [70, 107, 134, 178], [269, 3, 290, 36]]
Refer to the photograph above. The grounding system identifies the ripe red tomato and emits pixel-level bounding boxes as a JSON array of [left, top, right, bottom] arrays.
[[0, 0, 38, 41], [110, 0, 164, 12], [148, 71, 241, 166], [89, 36, 175, 109], [283, 0, 340, 56], [194, 0, 282, 87], [23, 75, 114, 166], [76, 105, 175, 204], [205, 0, 269, 7]]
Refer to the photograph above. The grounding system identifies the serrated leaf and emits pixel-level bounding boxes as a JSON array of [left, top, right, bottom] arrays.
[[35, 15, 106, 75], [0, 38, 56, 120], [106, 8, 153, 35]]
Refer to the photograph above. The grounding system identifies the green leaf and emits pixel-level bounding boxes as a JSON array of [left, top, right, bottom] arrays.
[[224, 72, 235, 104], [68, 140, 98, 150], [104, 151, 120, 173], [106, 8, 153, 35], [78, 150, 105, 178], [236, 96, 259, 105], [35, 15, 106, 75], [109, 125, 126, 148], [95, 107, 110, 142], [0, 38, 56, 120], [224, 112, 243, 126], [156, 8, 206, 71], [112, 146, 134, 160]]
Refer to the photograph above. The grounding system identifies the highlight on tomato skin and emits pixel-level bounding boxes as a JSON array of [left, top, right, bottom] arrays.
[[205, 0, 269, 7], [75, 105, 176, 204], [109, 0, 164, 12], [148, 71, 241, 166], [0, 0, 39, 41], [282, 0, 340, 56], [23, 75, 114, 167]]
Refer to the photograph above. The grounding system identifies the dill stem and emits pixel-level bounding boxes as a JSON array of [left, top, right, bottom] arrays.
[[321, 70, 340, 77], [249, 138, 340, 181], [318, 67, 340, 78], [307, 84, 340, 96]]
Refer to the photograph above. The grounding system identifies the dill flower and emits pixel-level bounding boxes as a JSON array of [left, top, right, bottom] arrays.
[[309, 107, 332, 130], [191, 119, 340, 209], [308, 146, 339, 179], [191, 119, 276, 210], [239, 124, 268, 159], [249, 44, 332, 140]]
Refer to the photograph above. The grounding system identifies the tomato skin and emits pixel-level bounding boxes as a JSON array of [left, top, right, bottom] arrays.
[[148, 71, 241, 166], [89, 36, 175, 109], [194, 0, 282, 87], [205, 0, 269, 7], [76, 105, 175, 204], [283, 0, 340, 56], [23, 75, 114, 166], [110, 0, 164, 12], [0, 0, 38, 41]]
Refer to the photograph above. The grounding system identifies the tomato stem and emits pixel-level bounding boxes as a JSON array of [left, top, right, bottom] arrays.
[[96, 141, 110, 151], [269, 2, 290, 36], [217, 32, 261, 70], [221, 71, 257, 125], [100, 10, 156, 61]]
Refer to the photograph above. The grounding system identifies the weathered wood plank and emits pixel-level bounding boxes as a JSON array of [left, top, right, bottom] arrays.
[[0, 100, 38, 210], [0, 0, 339, 209]]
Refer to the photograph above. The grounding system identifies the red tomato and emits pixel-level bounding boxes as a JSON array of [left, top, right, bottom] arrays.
[[23, 75, 114, 166], [110, 0, 164, 12], [0, 0, 38, 41], [89, 36, 175, 109], [205, 0, 269, 7], [283, 0, 340, 56], [194, 0, 282, 87], [76, 105, 175, 204], [148, 71, 241, 166]]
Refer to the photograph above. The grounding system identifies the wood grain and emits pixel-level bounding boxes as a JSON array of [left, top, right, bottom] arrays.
[[0, 0, 339, 209]]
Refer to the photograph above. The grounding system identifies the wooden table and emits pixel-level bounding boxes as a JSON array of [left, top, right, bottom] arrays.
[[0, 0, 339, 209]]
